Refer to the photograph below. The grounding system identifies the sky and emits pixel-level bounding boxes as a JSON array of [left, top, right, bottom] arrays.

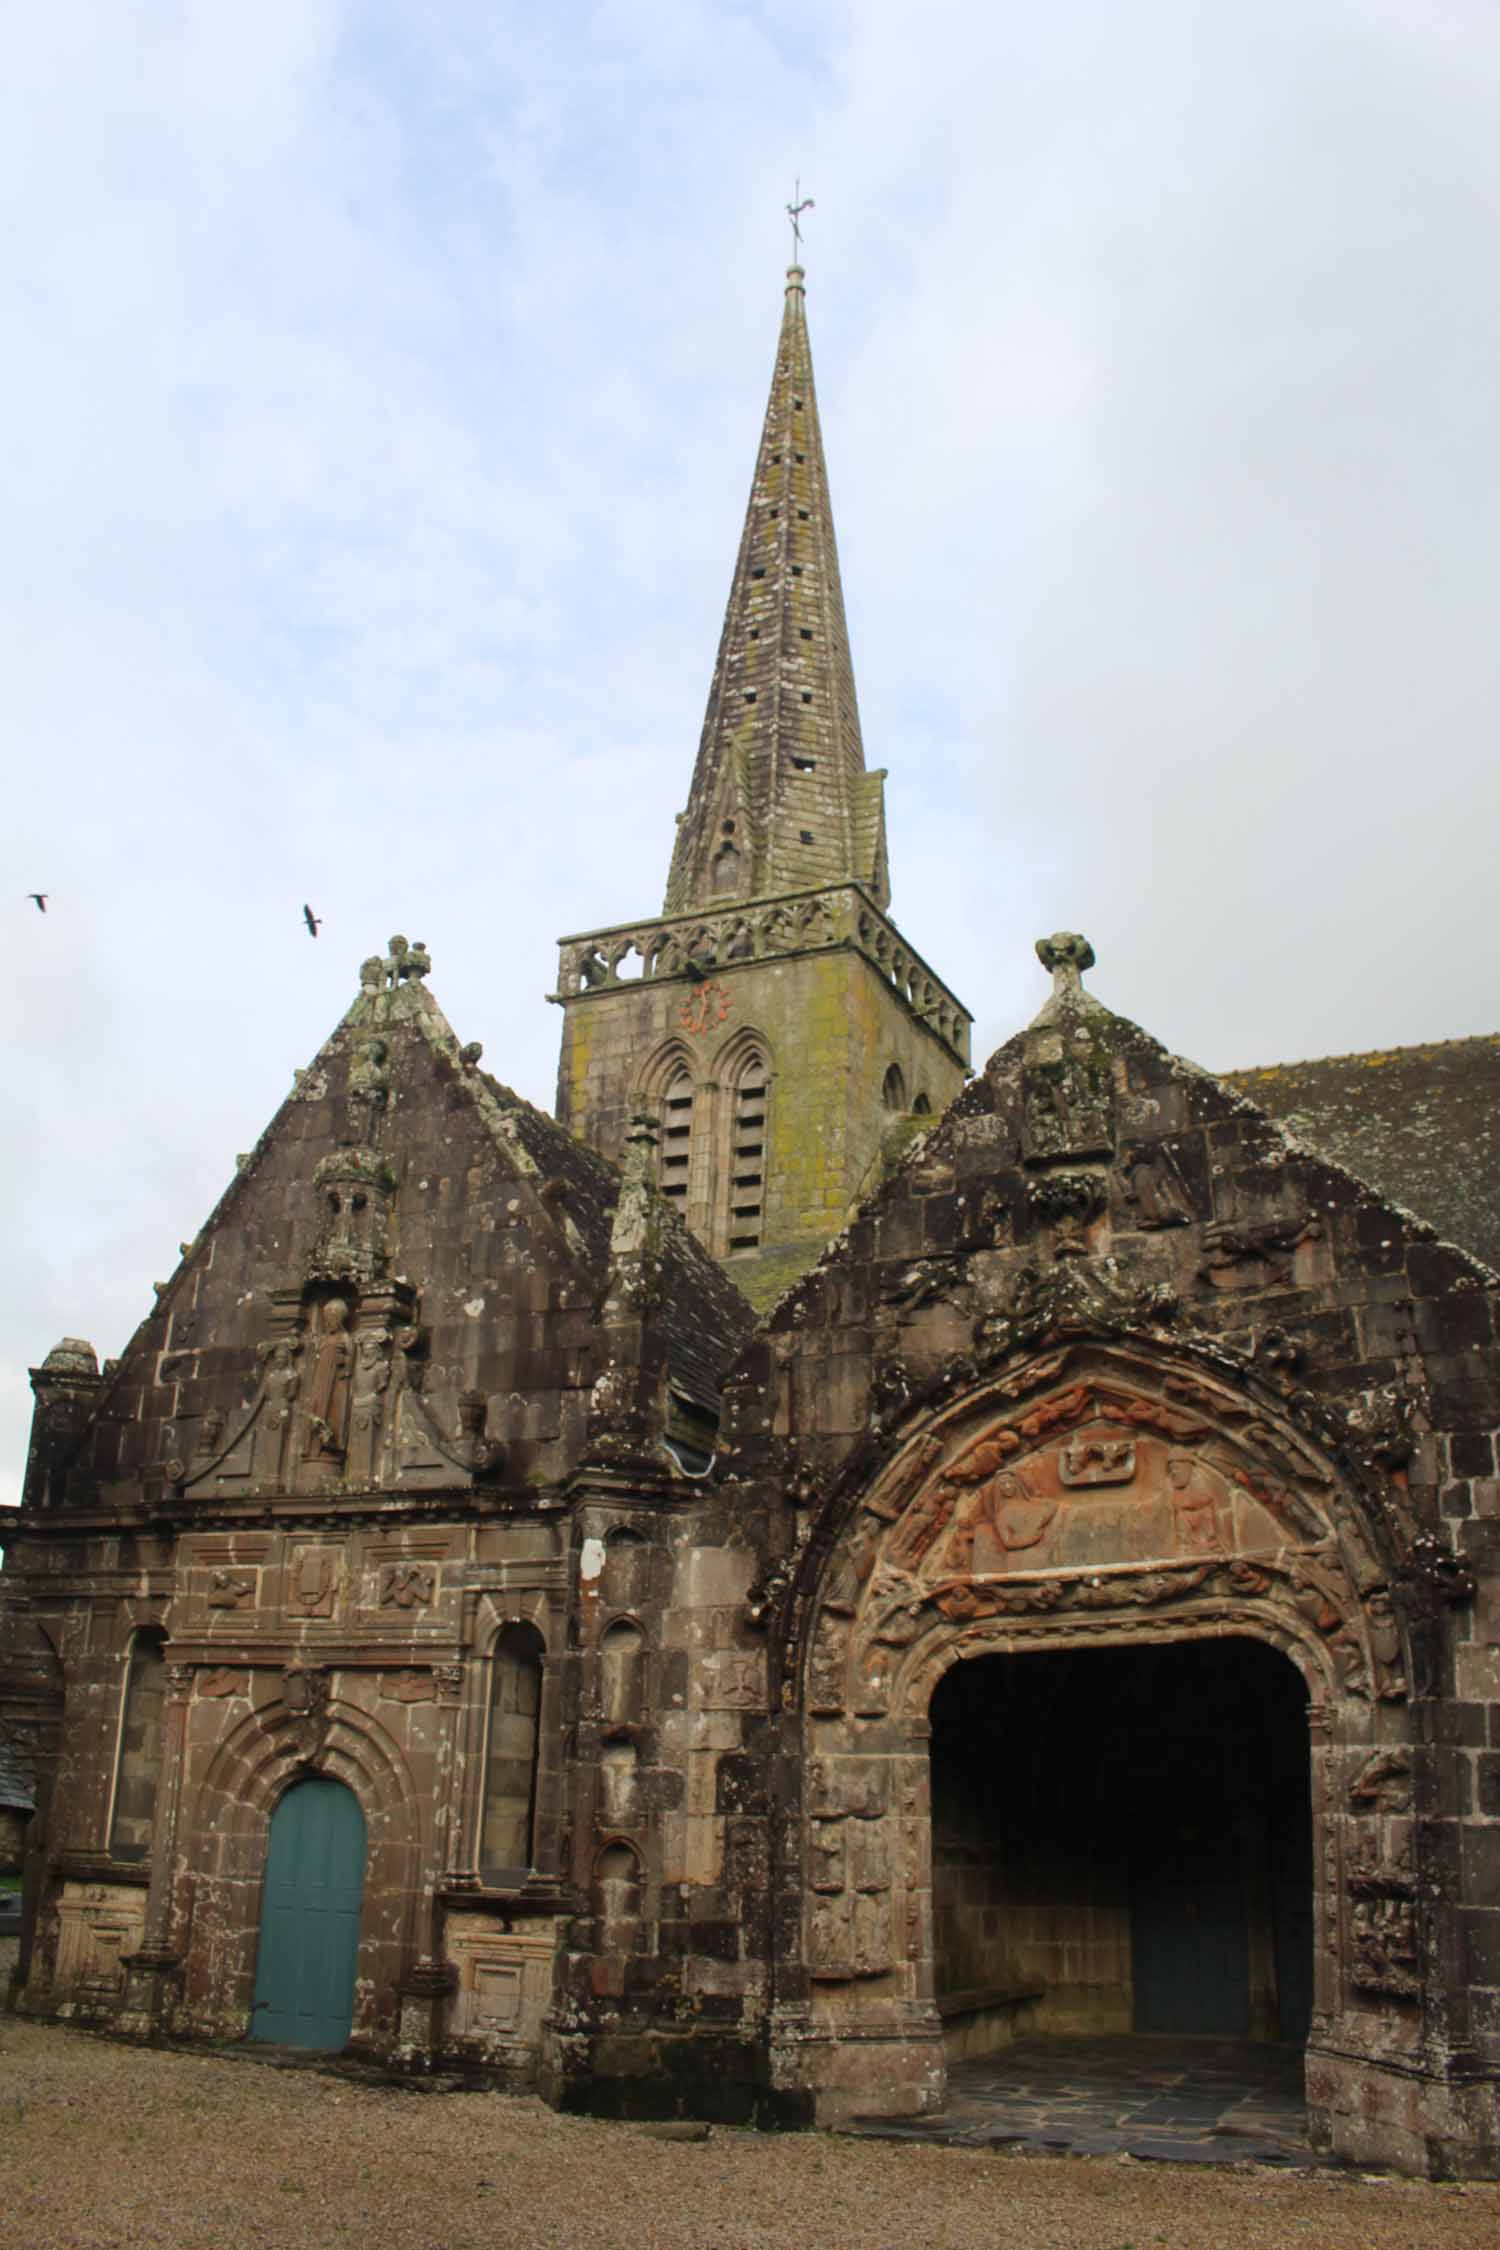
[[5, 0, 1499, 1504]]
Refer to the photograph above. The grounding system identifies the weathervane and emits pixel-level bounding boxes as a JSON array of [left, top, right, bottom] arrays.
[[786, 179, 814, 261]]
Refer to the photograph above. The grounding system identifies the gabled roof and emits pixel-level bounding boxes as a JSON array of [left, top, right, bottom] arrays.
[[1225, 1035, 1500, 1274], [663, 265, 890, 914]]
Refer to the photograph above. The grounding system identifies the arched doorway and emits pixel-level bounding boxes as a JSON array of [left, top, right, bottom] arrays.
[[929, 1639, 1313, 2054], [251, 1777, 366, 2048], [776, 1340, 1413, 2131]]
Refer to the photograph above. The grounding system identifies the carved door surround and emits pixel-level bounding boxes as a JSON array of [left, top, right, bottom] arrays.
[[770, 1338, 1423, 2126]]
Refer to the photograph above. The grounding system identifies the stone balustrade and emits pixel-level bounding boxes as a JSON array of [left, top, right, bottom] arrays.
[[553, 883, 971, 1065]]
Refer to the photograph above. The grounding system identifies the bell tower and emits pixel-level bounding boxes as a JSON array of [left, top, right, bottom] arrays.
[[553, 265, 971, 1309]]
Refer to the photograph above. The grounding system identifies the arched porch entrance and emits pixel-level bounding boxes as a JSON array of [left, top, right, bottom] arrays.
[[929, 1638, 1312, 2055], [774, 1340, 1415, 2135]]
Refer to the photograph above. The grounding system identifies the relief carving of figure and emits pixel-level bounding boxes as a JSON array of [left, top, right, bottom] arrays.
[[206, 1567, 255, 1611], [378, 1562, 435, 1611], [972, 1467, 1059, 1572], [302, 1299, 354, 1462], [1165, 1453, 1228, 1558]]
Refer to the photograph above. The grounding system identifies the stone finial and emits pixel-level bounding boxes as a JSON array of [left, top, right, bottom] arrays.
[[1036, 933, 1095, 998], [378, 934, 432, 990], [459, 1041, 483, 1068], [39, 1338, 100, 1379], [623, 1110, 660, 1174]]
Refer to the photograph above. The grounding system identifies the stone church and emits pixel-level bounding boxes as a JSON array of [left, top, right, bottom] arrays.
[[4, 266, 1500, 2180]]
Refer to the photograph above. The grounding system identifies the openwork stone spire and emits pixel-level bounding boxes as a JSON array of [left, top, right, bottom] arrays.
[[663, 266, 890, 915]]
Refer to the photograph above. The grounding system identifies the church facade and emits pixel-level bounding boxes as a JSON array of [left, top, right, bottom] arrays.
[[4, 271, 1500, 2180]]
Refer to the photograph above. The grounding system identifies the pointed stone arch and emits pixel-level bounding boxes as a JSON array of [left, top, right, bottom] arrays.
[[176, 1682, 425, 2045], [769, 1335, 1422, 2135], [636, 1038, 702, 1232]]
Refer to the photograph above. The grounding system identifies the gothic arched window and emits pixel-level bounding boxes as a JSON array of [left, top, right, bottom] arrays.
[[109, 1629, 167, 1862], [479, 1623, 545, 1883], [721, 1044, 770, 1254], [658, 1062, 696, 1218]]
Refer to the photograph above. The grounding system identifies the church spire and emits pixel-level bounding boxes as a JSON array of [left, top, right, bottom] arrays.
[[663, 266, 890, 915]]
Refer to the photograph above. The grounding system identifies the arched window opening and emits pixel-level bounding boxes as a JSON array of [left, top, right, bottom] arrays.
[[479, 1623, 545, 1883], [711, 841, 740, 896], [725, 1051, 769, 1254], [658, 1064, 695, 1216], [912, 1092, 932, 1117], [109, 1630, 167, 1862], [882, 1063, 908, 1113]]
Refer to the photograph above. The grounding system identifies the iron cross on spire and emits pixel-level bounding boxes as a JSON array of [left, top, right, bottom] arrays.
[[786, 180, 814, 260]]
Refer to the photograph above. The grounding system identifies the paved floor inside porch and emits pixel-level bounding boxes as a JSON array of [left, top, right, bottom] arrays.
[[845, 2036, 1321, 2168]]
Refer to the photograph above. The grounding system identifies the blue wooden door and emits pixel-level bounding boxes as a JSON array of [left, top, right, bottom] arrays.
[[251, 1779, 366, 2048]]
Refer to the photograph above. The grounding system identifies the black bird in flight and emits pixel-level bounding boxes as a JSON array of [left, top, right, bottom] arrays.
[[303, 904, 321, 937], [27, 893, 47, 913]]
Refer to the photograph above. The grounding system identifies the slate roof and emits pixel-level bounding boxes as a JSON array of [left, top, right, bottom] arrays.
[[1225, 1035, 1500, 1273]]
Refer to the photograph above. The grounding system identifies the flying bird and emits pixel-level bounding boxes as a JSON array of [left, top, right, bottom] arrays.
[[27, 893, 47, 913], [303, 904, 321, 937]]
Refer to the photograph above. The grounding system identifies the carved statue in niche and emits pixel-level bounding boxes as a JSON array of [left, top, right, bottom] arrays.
[[302, 1299, 354, 1463], [1364, 1590, 1407, 1699], [262, 1337, 301, 1430]]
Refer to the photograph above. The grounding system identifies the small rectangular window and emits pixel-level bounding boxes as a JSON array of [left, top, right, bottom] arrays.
[[800, 829, 814, 844], [800, 628, 812, 641]]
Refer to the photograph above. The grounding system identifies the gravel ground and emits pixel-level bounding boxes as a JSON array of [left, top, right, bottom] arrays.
[[2, 1965, 1496, 2249]]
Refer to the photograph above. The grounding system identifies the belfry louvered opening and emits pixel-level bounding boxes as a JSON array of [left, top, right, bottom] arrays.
[[659, 1064, 696, 1214], [725, 1052, 769, 1252]]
